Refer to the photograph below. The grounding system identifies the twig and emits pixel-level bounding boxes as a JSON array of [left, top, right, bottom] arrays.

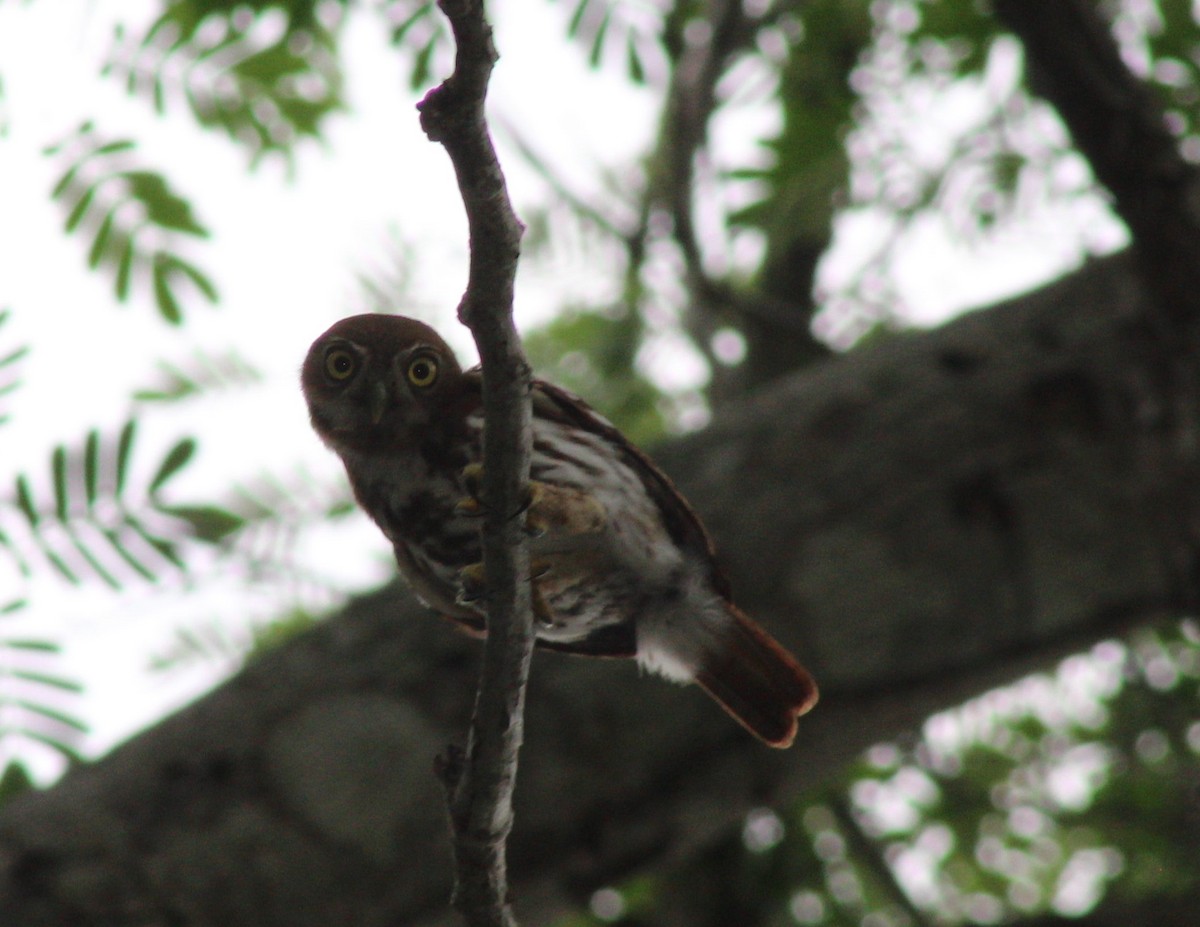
[[416, 1, 530, 925]]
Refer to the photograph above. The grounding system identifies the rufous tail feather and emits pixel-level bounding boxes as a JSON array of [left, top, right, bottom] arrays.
[[694, 606, 818, 748]]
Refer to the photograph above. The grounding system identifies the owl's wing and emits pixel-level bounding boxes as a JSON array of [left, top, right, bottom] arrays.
[[529, 377, 733, 600]]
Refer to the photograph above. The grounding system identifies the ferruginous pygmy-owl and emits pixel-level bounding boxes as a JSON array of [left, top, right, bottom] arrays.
[[302, 314, 818, 747]]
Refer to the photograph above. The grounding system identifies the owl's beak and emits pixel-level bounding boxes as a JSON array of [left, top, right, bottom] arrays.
[[369, 381, 389, 425]]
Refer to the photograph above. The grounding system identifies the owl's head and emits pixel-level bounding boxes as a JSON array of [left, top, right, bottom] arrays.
[[301, 314, 466, 453]]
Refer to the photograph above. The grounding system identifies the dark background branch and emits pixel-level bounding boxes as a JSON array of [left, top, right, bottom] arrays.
[[993, 0, 1200, 641], [0, 251, 1188, 926]]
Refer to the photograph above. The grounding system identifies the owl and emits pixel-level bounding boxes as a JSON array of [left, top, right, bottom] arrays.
[[302, 314, 817, 746]]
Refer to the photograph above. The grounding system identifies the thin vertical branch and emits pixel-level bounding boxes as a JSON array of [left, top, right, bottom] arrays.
[[416, 1, 529, 925]]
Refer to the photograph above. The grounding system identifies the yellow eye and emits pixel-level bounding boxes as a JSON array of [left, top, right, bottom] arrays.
[[324, 348, 356, 381], [407, 355, 439, 388]]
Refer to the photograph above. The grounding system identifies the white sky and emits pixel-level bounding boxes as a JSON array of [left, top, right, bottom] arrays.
[[0, 1, 1127, 780]]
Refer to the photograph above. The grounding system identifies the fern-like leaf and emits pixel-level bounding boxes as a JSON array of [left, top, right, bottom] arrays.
[[104, 2, 346, 166], [557, 0, 664, 84], [382, 0, 451, 89], [1, 422, 245, 588], [44, 124, 218, 324], [133, 348, 262, 403], [0, 602, 87, 768], [0, 309, 28, 428]]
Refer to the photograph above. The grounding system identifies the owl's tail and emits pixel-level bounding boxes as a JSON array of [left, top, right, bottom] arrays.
[[694, 606, 818, 748]]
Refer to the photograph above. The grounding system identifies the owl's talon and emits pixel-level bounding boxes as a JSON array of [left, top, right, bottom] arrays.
[[455, 497, 484, 517], [456, 562, 487, 605], [461, 463, 484, 497], [523, 484, 548, 536], [458, 464, 604, 537], [455, 464, 487, 517], [456, 560, 553, 610]]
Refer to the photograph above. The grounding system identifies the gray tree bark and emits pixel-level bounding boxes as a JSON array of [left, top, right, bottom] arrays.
[[0, 250, 1193, 926]]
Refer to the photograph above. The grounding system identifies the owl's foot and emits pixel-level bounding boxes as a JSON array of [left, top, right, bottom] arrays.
[[455, 559, 558, 629], [454, 464, 486, 517], [456, 463, 606, 538], [455, 464, 541, 535], [456, 562, 487, 605]]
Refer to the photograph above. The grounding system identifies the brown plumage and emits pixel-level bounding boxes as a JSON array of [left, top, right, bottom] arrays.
[[302, 313, 817, 747]]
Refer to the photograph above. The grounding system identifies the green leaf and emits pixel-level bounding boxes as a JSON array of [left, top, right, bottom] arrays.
[[627, 38, 645, 84], [40, 546, 80, 585], [114, 237, 135, 302], [14, 476, 38, 528], [126, 517, 185, 570], [588, 9, 612, 69], [166, 256, 219, 303], [92, 139, 136, 157], [50, 163, 81, 200], [52, 446, 68, 523], [66, 529, 121, 590], [83, 430, 100, 509], [0, 345, 28, 371], [115, 420, 136, 498], [567, 0, 591, 38], [160, 504, 246, 544], [148, 437, 196, 495], [13, 730, 84, 764], [63, 186, 96, 233], [9, 670, 83, 694], [0, 762, 35, 804], [391, 1, 433, 45], [0, 638, 58, 652], [101, 529, 159, 583], [87, 210, 116, 268], [152, 255, 184, 324], [121, 171, 207, 236], [12, 700, 89, 734], [411, 37, 438, 90]]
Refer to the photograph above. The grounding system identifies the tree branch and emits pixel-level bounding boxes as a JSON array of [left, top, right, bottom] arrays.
[[992, 0, 1200, 626], [0, 253, 1187, 927], [416, 1, 529, 924]]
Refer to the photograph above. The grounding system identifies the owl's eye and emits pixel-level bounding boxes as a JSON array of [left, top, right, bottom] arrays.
[[324, 348, 357, 381], [407, 355, 439, 388]]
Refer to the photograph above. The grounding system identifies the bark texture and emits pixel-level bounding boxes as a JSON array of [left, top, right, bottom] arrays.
[[0, 251, 1194, 926], [419, 0, 531, 921]]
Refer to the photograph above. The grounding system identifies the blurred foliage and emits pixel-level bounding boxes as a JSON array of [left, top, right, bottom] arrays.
[[149, 605, 320, 672], [103, 0, 346, 165], [562, 623, 1200, 926], [381, 0, 451, 90], [133, 348, 263, 402], [44, 123, 218, 325], [525, 306, 666, 446], [729, 0, 868, 252], [0, 309, 27, 428], [0, 601, 85, 769], [2, 0, 1200, 925], [0, 74, 9, 138], [554, 0, 665, 84], [2, 420, 246, 588]]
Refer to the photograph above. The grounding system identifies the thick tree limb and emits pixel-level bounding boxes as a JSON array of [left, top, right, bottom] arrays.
[[417, 1, 528, 924], [0, 253, 1192, 926], [993, 0, 1200, 683]]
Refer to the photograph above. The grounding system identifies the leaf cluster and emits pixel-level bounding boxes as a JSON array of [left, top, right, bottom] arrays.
[[561, 622, 1200, 926], [104, 0, 346, 165], [44, 123, 217, 325]]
